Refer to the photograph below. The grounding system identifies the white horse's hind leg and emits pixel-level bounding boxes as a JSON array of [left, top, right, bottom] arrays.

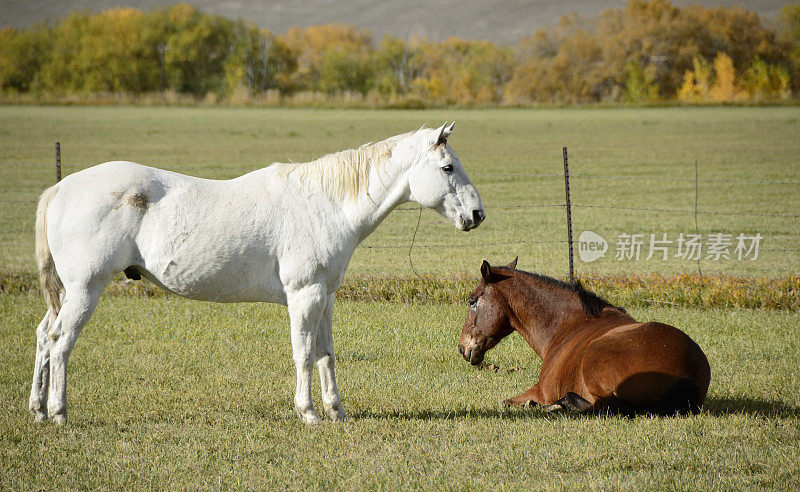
[[287, 284, 327, 424], [29, 309, 54, 421], [316, 294, 348, 421], [46, 283, 104, 424]]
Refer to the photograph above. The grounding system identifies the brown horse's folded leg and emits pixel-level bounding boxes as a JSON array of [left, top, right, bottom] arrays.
[[505, 384, 543, 407], [543, 392, 592, 413]]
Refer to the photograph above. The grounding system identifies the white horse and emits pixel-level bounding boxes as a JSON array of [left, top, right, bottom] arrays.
[[30, 123, 484, 424]]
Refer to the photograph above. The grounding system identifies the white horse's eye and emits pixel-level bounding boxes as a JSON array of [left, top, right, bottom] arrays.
[[441, 164, 454, 173]]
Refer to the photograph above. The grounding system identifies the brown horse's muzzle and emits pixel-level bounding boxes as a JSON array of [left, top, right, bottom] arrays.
[[458, 341, 485, 366]]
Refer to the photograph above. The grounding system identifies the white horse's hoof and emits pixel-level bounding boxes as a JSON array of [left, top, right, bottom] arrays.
[[29, 401, 48, 422], [297, 409, 323, 425], [301, 414, 323, 425], [51, 414, 67, 425], [326, 407, 349, 422]]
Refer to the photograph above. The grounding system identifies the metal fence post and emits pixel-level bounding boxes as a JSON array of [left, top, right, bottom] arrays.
[[563, 147, 574, 283], [694, 159, 704, 284]]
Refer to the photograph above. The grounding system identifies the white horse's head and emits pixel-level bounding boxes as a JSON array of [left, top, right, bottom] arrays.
[[404, 123, 485, 231]]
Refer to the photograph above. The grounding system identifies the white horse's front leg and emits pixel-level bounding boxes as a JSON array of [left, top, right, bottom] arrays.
[[286, 284, 327, 424], [316, 293, 348, 422]]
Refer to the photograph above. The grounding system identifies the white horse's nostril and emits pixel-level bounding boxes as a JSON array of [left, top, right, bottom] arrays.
[[472, 209, 485, 225]]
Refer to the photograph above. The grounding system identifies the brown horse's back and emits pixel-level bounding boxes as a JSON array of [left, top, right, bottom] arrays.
[[580, 322, 710, 415]]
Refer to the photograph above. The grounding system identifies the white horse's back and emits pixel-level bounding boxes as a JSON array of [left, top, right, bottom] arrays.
[[48, 161, 295, 302]]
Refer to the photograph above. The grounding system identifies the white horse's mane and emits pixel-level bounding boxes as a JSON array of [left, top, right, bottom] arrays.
[[272, 130, 419, 203]]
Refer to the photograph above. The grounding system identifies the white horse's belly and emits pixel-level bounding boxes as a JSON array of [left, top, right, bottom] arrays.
[[137, 219, 289, 303], [144, 257, 288, 303], [144, 244, 352, 304]]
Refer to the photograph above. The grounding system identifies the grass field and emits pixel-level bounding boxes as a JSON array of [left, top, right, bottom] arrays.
[[1, 106, 799, 489], [1, 293, 799, 489], [1, 105, 799, 279]]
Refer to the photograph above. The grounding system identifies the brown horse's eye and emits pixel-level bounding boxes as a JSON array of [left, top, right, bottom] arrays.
[[467, 297, 477, 309]]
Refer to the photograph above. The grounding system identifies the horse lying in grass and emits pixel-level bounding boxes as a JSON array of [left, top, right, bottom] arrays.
[[458, 259, 710, 416], [31, 123, 485, 424]]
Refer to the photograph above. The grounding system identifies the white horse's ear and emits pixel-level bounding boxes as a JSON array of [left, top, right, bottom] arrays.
[[436, 122, 455, 146]]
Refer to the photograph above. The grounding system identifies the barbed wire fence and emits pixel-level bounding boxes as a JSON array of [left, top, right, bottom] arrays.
[[1, 143, 799, 285]]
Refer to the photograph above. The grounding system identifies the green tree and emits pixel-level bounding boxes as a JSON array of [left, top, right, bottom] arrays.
[[372, 35, 418, 96], [623, 59, 659, 102], [318, 47, 374, 94], [224, 23, 297, 96], [742, 56, 791, 101], [0, 26, 52, 93], [159, 4, 237, 96], [37, 8, 160, 94]]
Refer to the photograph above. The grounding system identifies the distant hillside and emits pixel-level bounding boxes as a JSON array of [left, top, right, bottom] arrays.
[[0, 0, 791, 45]]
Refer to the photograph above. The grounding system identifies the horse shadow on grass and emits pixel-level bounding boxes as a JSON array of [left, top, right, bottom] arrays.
[[701, 395, 800, 418], [352, 396, 800, 421], [352, 407, 545, 422]]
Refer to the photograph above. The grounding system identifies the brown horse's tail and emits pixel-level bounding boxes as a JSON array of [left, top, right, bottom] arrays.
[[36, 184, 63, 315]]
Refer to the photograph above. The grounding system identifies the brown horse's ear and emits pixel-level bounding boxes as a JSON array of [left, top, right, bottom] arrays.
[[481, 260, 512, 283], [480, 260, 492, 280], [507, 257, 518, 269]]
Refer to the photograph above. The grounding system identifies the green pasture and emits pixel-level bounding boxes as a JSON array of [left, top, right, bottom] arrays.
[[1, 293, 799, 489], [1, 105, 799, 280], [1, 106, 799, 488]]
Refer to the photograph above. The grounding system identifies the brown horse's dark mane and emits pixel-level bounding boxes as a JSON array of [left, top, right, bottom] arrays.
[[503, 268, 619, 318]]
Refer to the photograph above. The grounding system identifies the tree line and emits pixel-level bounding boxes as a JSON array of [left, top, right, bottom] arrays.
[[1, 1, 799, 106]]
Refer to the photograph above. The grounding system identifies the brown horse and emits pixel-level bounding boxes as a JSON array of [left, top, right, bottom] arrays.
[[458, 259, 711, 416]]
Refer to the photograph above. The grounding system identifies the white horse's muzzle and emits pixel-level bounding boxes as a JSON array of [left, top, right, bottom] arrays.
[[458, 208, 486, 231]]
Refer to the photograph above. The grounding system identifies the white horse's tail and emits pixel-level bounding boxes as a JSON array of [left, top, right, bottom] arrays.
[[36, 184, 63, 315]]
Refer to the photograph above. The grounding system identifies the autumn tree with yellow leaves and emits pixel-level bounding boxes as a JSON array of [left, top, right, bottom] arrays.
[[1, 1, 799, 106]]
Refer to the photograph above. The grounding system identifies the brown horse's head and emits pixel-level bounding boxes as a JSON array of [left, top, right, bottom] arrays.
[[458, 258, 517, 365]]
